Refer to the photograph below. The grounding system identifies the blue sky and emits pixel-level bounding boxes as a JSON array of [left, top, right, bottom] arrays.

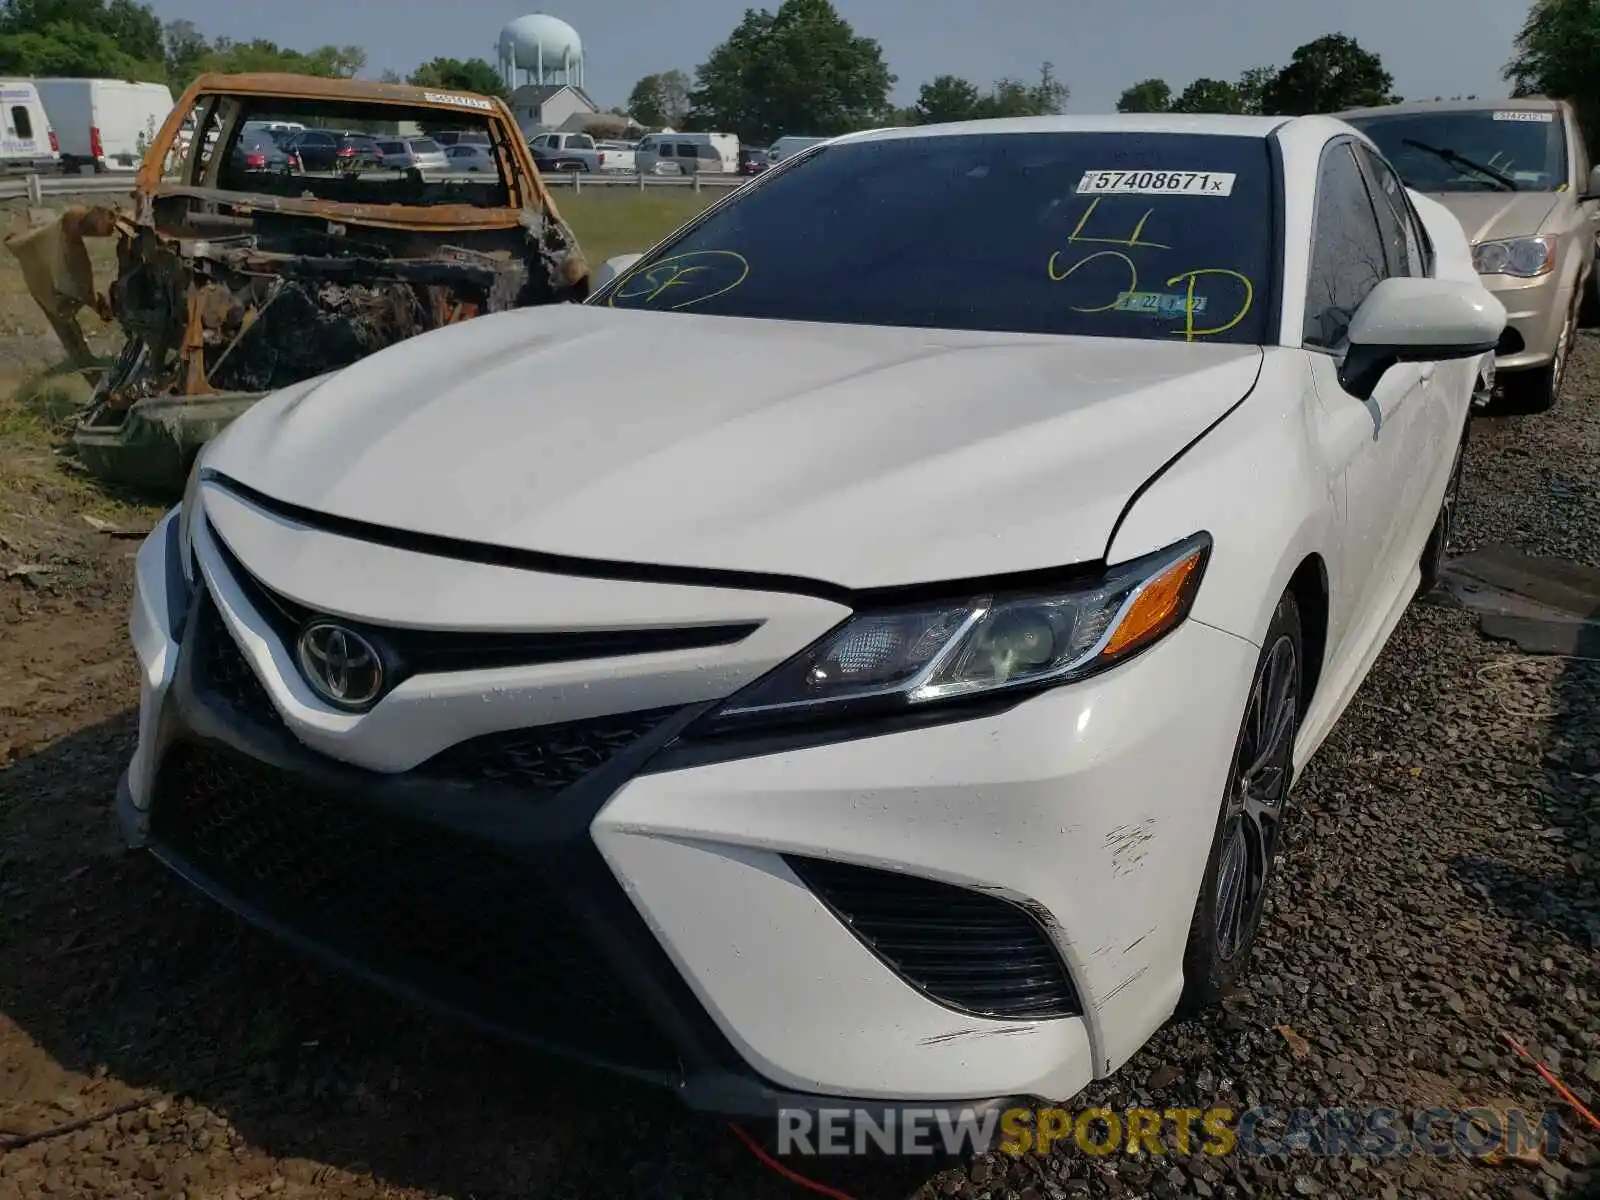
[[148, 0, 1530, 113]]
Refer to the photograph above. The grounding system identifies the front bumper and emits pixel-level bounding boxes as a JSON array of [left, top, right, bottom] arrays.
[[123, 506, 1259, 1114], [1481, 267, 1575, 373]]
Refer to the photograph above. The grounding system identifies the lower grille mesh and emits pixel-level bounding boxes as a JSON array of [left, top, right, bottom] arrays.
[[150, 740, 679, 1071], [786, 856, 1079, 1020]]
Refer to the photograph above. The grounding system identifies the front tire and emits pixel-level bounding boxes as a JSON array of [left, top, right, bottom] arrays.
[[1417, 419, 1468, 597], [1179, 591, 1302, 1014], [1499, 301, 1575, 415]]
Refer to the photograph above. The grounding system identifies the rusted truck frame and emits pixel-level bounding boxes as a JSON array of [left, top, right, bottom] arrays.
[[6, 73, 588, 495]]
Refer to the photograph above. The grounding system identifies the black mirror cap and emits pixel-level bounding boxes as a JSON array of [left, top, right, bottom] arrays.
[[1338, 339, 1499, 401]]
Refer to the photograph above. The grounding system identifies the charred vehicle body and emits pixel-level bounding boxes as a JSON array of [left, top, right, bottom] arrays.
[[10, 74, 587, 494]]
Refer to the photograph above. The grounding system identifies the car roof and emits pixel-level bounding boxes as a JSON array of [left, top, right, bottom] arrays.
[[1337, 96, 1566, 120], [830, 113, 1299, 149]]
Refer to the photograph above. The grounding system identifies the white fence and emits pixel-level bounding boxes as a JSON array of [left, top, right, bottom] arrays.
[[0, 170, 749, 202]]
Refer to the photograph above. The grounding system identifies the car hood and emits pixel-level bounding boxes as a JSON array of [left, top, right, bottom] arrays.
[[1426, 190, 1562, 243], [206, 305, 1263, 590]]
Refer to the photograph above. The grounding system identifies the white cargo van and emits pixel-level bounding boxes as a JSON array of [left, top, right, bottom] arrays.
[[0, 81, 58, 173], [34, 78, 174, 173], [637, 131, 739, 175]]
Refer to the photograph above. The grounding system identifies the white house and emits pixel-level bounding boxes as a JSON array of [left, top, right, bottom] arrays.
[[509, 84, 599, 134]]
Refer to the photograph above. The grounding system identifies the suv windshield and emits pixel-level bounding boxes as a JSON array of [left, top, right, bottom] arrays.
[[1346, 109, 1568, 192], [598, 131, 1274, 345]]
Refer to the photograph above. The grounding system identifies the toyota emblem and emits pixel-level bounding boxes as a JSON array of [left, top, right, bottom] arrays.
[[296, 621, 384, 710]]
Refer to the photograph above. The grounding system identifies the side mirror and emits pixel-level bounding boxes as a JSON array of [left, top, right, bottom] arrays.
[[592, 253, 644, 292], [1581, 164, 1600, 202], [1338, 277, 1506, 400]]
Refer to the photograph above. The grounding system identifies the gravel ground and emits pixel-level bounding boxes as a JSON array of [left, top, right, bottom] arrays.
[[1, 338, 1598, 1199]]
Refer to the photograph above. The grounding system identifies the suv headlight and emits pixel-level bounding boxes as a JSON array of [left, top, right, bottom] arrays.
[[702, 533, 1211, 732], [1473, 236, 1555, 278]]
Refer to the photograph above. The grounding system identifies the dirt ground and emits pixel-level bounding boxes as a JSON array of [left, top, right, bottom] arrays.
[[0, 281, 1597, 1196]]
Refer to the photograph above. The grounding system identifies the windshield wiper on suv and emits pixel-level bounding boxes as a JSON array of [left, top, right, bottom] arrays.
[[1400, 138, 1518, 191]]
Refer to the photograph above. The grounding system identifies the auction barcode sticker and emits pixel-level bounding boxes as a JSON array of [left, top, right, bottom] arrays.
[[1076, 169, 1236, 197], [1494, 110, 1554, 122]]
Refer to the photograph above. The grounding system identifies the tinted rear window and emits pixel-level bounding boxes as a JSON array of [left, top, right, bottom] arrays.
[[411, 138, 442, 153], [598, 131, 1276, 345], [1346, 109, 1568, 192]]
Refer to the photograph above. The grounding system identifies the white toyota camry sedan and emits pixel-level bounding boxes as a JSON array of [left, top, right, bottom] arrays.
[[120, 114, 1503, 1118]]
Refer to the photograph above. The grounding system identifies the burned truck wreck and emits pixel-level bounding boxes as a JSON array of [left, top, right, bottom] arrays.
[[13, 73, 588, 494]]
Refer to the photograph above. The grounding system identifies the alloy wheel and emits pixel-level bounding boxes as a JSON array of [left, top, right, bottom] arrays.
[[1214, 634, 1299, 961]]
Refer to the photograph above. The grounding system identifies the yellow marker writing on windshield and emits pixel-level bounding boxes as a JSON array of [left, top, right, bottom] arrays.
[[1165, 269, 1253, 340], [609, 250, 750, 310], [1066, 197, 1171, 250], [1048, 250, 1139, 312]]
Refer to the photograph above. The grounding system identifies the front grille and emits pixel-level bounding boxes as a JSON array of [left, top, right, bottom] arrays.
[[424, 709, 676, 790], [190, 585, 678, 793], [193, 589, 285, 730], [787, 856, 1080, 1020], [149, 740, 679, 1071]]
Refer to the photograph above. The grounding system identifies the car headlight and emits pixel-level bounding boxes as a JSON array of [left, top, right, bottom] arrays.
[[1473, 236, 1555, 278], [703, 533, 1211, 732]]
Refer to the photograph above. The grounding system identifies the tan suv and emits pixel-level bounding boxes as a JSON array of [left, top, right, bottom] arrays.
[[1340, 97, 1600, 412]]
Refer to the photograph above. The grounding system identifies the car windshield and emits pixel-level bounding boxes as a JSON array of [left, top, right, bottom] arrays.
[[597, 131, 1275, 345], [1345, 109, 1568, 192]]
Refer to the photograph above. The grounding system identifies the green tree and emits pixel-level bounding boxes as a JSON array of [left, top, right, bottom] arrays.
[[1506, 0, 1600, 150], [196, 37, 365, 79], [1171, 77, 1244, 114], [1116, 78, 1172, 113], [1234, 66, 1275, 115], [409, 56, 506, 99], [627, 68, 690, 127], [0, 0, 165, 79], [686, 0, 894, 143], [1260, 33, 1396, 115], [163, 17, 207, 88], [915, 74, 981, 123]]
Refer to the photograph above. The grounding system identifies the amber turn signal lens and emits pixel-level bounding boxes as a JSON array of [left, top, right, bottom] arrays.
[[1101, 547, 1207, 660]]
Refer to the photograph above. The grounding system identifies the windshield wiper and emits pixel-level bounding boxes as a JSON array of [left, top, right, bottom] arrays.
[[1400, 138, 1518, 191]]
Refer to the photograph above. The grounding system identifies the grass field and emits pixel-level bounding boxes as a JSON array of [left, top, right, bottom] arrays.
[[553, 189, 719, 264]]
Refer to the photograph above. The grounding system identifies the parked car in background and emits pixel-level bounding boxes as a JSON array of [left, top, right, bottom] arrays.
[[596, 139, 637, 172], [229, 130, 296, 175], [35, 78, 173, 173], [1341, 97, 1600, 412], [636, 131, 739, 174], [443, 143, 496, 174], [528, 131, 603, 172], [287, 129, 381, 172], [122, 114, 1503, 1120], [374, 136, 449, 173], [0, 80, 59, 174], [738, 146, 769, 175], [768, 134, 827, 163], [435, 128, 491, 148]]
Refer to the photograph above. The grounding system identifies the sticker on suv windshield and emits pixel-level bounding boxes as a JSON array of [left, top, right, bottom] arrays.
[[1494, 110, 1554, 122], [1077, 170, 1235, 197], [1114, 290, 1209, 316]]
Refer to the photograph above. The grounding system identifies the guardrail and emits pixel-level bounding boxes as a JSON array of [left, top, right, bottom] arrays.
[[0, 169, 750, 202]]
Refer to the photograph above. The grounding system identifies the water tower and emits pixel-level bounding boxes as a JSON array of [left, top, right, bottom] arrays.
[[497, 13, 584, 89]]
